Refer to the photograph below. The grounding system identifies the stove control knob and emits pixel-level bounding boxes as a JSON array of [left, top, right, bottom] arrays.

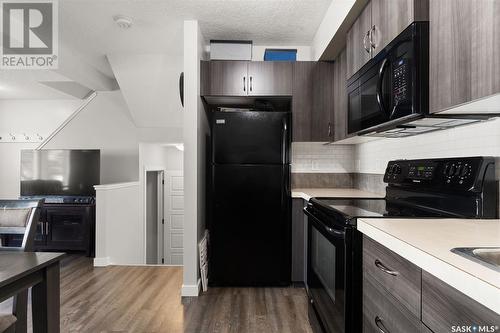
[[446, 164, 456, 177], [460, 164, 470, 177], [387, 165, 394, 175], [393, 164, 402, 174]]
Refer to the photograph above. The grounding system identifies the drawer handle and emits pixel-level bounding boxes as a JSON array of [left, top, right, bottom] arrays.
[[375, 316, 390, 333], [374, 259, 399, 276]]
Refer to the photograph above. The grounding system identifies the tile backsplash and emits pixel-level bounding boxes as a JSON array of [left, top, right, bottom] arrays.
[[291, 143, 355, 173], [291, 118, 500, 198], [354, 117, 500, 175]]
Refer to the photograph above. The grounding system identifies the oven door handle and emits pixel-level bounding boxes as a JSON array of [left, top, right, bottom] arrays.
[[304, 208, 346, 239], [376, 58, 390, 117]]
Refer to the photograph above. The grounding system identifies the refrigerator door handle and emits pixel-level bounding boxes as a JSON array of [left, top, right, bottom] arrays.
[[281, 119, 287, 165]]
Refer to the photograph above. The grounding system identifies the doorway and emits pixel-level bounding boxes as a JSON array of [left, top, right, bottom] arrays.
[[145, 170, 164, 264]]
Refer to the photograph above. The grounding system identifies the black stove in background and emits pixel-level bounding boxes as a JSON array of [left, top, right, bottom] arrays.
[[304, 156, 497, 333]]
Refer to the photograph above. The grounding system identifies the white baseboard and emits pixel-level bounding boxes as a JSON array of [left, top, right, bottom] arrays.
[[181, 279, 201, 297], [93, 257, 111, 267]]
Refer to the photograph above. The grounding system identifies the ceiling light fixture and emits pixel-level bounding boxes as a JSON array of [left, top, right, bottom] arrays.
[[113, 15, 133, 29]]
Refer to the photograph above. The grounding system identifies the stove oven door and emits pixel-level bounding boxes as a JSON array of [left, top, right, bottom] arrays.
[[305, 209, 352, 333]]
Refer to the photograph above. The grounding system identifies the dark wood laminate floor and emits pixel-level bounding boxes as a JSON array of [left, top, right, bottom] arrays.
[[0, 256, 313, 333]]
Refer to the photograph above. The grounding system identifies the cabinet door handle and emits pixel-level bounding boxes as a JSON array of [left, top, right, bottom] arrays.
[[249, 76, 253, 92], [375, 259, 399, 276], [328, 122, 332, 138], [363, 30, 371, 53], [243, 76, 246, 92], [370, 25, 377, 50], [375, 316, 390, 333]]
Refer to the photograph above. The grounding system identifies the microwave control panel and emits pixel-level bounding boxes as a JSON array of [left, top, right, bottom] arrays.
[[392, 58, 410, 105]]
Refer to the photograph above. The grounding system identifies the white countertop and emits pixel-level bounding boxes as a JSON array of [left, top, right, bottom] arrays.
[[357, 218, 500, 314], [292, 188, 384, 201]]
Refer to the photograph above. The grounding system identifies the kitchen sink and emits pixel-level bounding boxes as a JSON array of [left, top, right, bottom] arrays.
[[451, 247, 500, 272]]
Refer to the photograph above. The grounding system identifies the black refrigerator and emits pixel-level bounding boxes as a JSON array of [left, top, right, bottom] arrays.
[[209, 110, 291, 286]]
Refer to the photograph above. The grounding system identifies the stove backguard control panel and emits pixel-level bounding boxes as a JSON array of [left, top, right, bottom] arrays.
[[383, 157, 496, 192]]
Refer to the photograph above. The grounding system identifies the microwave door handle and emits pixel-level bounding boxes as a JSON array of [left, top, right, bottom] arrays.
[[376, 58, 390, 117], [389, 101, 400, 120]]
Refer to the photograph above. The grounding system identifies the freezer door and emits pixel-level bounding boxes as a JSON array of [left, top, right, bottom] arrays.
[[209, 164, 291, 286], [212, 111, 290, 165]]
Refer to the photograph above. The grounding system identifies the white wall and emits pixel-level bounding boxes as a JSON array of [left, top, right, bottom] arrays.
[[251, 45, 312, 61], [94, 182, 142, 266], [0, 99, 81, 199], [311, 0, 356, 60], [183, 20, 208, 297], [139, 144, 183, 172], [44, 91, 140, 184]]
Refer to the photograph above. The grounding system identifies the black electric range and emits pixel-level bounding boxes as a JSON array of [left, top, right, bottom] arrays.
[[304, 157, 498, 333]]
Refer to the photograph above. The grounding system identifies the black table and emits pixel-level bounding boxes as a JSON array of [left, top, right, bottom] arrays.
[[0, 252, 64, 333]]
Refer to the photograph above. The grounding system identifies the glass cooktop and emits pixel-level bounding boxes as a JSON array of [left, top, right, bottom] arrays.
[[310, 197, 451, 219]]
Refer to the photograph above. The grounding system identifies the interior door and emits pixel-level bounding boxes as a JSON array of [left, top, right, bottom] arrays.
[[164, 171, 184, 265], [208, 61, 248, 96], [247, 61, 293, 96]]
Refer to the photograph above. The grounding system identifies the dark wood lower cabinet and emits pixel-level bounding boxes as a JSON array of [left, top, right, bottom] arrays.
[[363, 236, 500, 333], [291, 198, 307, 282], [422, 271, 500, 333], [363, 236, 421, 317], [35, 204, 95, 257], [363, 277, 422, 333]]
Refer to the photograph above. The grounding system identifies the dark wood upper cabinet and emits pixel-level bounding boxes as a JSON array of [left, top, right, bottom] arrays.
[[204, 60, 248, 96], [371, 0, 429, 55], [429, 0, 500, 113], [471, 0, 500, 100], [333, 48, 348, 142], [346, 0, 428, 79], [311, 62, 335, 142], [346, 1, 373, 79], [200, 60, 335, 142], [247, 61, 293, 96], [201, 61, 292, 97], [290, 61, 335, 142], [292, 62, 315, 141]]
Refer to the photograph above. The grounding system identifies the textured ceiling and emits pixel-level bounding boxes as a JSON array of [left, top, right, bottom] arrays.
[[59, 0, 333, 77]]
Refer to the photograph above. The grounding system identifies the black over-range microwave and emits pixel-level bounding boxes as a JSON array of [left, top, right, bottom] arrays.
[[347, 22, 429, 136]]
